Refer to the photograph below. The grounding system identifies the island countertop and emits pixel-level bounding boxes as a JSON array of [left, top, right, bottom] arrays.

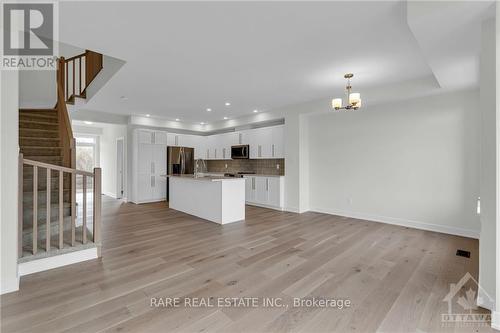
[[160, 174, 244, 182]]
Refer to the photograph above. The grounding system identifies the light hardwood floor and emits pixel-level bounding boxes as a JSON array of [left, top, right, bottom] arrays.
[[1, 196, 494, 333]]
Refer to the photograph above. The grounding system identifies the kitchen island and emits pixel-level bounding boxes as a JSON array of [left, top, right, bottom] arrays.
[[167, 174, 245, 224]]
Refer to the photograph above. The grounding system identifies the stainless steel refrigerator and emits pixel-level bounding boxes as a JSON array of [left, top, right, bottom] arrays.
[[166, 146, 194, 201]]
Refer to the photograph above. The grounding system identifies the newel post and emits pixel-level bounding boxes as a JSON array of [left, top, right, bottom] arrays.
[[93, 167, 102, 257], [58, 57, 65, 102]]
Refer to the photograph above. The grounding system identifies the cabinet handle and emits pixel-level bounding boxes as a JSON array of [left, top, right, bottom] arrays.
[[258, 145, 261, 157], [223, 148, 226, 159], [266, 178, 269, 191], [272, 144, 275, 157], [239, 133, 242, 144], [215, 148, 217, 158], [207, 149, 209, 159], [175, 135, 178, 146], [151, 162, 154, 173], [252, 178, 255, 190], [151, 176, 155, 187]]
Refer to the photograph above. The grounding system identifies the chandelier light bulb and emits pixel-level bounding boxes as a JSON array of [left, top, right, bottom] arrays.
[[332, 98, 342, 109], [349, 93, 361, 106]]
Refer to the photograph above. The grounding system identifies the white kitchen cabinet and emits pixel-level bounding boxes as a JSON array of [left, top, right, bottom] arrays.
[[259, 127, 273, 158], [137, 173, 153, 202], [138, 130, 152, 144], [133, 129, 167, 203], [193, 136, 205, 160], [138, 143, 153, 174], [154, 131, 168, 145], [220, 132, 237, 160], [267, 177, 283, 207], [167, 133, 178, 146], [204, 133, 236, 160], [255, 176, 268, 204], [245, 177, 255, 202], [246, 126, 279, 159], [271, 125, 284, 158], [244, 175, 284, 210], [140, 130, 168, 145]]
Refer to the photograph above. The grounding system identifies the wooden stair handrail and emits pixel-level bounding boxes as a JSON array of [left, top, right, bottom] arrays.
[[23, 158, 94, 177]]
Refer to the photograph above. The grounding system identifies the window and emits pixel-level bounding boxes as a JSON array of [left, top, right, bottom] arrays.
[[75, 135, 98, 172]]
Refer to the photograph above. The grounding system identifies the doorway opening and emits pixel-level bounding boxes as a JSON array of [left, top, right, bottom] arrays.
[[116, 138, 125, 199]]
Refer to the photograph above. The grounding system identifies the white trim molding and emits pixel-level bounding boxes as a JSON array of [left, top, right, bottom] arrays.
[[0, 276, 19, 295], [18, 248, 98, 276], [491, 310, 500, 331], [309, 207, 480, 239]]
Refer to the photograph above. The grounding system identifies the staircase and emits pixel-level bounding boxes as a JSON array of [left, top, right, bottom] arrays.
[[19, 109, 72, 258], [18, 50, 103, 264]]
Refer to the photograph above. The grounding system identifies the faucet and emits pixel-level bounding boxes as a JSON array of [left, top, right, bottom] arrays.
[[194, 159, 207, 177]]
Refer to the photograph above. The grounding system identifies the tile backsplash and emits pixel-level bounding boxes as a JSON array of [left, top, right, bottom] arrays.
[[206, 159, 285, 176]]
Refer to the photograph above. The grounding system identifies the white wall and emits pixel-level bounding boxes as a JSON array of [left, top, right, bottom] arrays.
[[479, 18, 497, 313], [307, 90, 480, 238], [19, 70, 57, 108], [0, 70, 20, 294], [100, 124, 127, 198]]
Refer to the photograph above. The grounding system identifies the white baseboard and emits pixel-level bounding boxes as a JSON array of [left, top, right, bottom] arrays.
[[131, 198, 166, 204], [246, 202, 284, 211], [309, 207, 479, 239], [492, 310, 500, 331], [103, 191, 117, 199], [18, 248, 98, 276], [285, 206, 300, 213]]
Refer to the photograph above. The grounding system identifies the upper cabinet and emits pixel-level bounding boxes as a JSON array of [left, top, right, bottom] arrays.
[[204, 132, 238, 160], [137, 124, 284, 163], [203, 125, 284, 160], [167, 133, 178, 146], [271, 125, 284, 158], [138, 129, 168, 145], [246, 125, 284, 159]]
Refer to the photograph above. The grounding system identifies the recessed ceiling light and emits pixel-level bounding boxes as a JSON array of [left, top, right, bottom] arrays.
[[146, 114, 150, 117], [175, 118, 180, 121], [253, 109, 258, 113], [225, 102, 231, 106], [206, 108, 212, 112], [223, 117, 229, 120], [84, 121, 93, 125], [200, 122, 205, 125]]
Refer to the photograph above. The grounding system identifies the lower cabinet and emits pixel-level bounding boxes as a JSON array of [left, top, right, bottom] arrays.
[[244, 176, 284, 210]]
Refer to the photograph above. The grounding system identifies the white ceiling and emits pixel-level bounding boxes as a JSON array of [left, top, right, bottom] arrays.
[[57, 1, 485, 125]]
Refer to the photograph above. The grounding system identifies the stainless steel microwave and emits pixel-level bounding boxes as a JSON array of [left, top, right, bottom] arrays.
[[231, 145, 249, 159]]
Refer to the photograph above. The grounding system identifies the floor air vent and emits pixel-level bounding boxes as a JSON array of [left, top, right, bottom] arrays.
[[456, 249, 471, 258]]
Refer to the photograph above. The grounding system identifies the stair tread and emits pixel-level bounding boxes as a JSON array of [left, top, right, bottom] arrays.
[[20, 128, 59, 133], [21, 146, 63, 150], [20, 119, 60, 126], [20, 112, 58, 118]]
